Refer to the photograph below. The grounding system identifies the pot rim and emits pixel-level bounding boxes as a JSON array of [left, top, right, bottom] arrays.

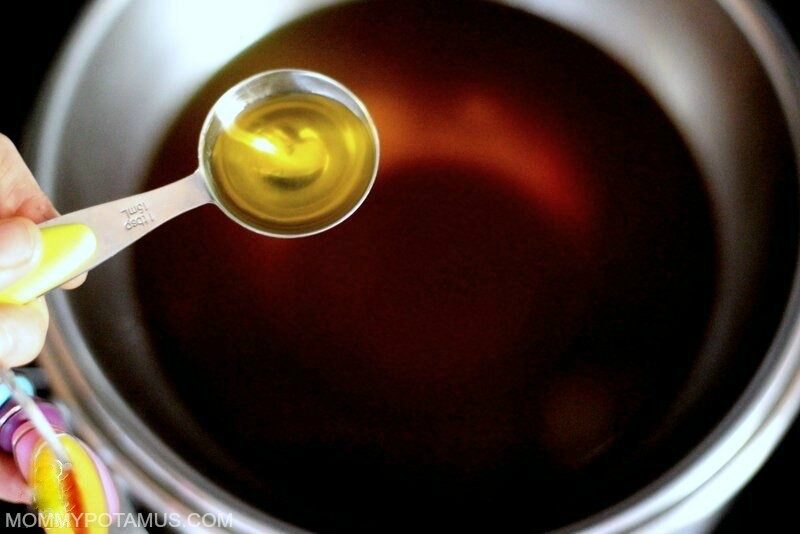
[[28, 0, 800, 532]]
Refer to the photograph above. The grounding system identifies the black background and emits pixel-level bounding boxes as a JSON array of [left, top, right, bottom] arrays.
[[0, 1, 796, 531]]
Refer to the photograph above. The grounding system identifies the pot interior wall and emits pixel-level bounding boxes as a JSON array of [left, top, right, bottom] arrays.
[[42, 0, 798, 531]]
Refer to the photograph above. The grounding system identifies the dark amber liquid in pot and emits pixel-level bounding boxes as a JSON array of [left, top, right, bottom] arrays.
[[135, 1, 716, 530]]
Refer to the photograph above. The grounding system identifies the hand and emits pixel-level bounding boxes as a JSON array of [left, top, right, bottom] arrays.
[[0, 133, 85, 503]]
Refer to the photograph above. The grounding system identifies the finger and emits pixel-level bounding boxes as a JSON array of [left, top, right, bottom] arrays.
[[0, 134, 57, 223], [60, 272, 88, 290], [0, 454, 31, 504], [0, 297, 48, 367], [0, 136, 86, 293], [0, 218, 42, 290]]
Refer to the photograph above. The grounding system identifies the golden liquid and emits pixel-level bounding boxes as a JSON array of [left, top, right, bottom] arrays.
[[137, 1, 717, 531], [210, 93, 376, 234]]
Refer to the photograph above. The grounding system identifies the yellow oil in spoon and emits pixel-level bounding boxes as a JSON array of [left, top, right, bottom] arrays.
[[210, 92, 377, 234]]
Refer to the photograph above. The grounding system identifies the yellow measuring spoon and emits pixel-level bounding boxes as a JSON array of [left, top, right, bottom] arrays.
[[0, 70, 379, 305]]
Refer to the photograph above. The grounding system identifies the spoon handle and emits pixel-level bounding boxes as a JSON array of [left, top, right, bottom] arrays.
[[0, 171, 212, 304]]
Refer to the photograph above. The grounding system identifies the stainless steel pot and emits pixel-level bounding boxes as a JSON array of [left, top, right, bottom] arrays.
[[27, 0, 800, 532]]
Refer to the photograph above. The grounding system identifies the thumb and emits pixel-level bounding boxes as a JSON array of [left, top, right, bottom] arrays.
[[0, 218, 41, 290]]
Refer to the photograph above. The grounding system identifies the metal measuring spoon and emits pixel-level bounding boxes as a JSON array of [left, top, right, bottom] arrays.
[[0, 70, 379, 305]]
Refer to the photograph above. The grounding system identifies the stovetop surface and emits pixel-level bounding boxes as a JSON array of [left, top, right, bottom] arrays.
[[0, 1, 796, 531]]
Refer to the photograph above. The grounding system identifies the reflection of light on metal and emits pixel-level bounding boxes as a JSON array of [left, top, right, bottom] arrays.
[[156, 0, 342, 74], [159, 0, 286, 72], [220, 121, 329, 179], [250, 136, 277, 155], [213, 95, 244, 130]]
